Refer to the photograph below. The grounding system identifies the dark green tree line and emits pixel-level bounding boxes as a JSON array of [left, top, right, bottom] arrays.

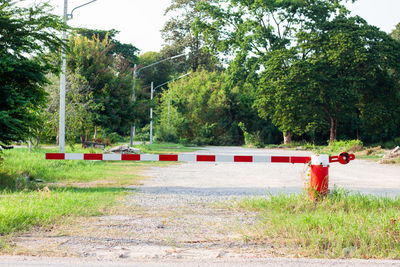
[[0, 1, 66, 147]]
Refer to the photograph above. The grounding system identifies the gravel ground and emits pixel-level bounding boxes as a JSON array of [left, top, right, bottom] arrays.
[[4, 146, 400, 266]]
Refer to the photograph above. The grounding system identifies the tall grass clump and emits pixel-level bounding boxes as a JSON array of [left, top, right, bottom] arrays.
[[237, 189, 400, 258]]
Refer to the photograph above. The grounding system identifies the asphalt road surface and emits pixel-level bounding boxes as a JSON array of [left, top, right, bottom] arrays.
[[143, 146, 400, 197]]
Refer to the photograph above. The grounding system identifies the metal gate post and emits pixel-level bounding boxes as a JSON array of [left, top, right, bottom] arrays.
[[309, 155, 330, 199]]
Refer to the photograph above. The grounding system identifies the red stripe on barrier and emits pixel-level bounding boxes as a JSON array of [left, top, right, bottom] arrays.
[[197, 155, 216, 162], [291, 156, 311, 164], [84, 154, 103, 160], [46, 153, 65, 160], [234, 156, 253, 162], [121, 154, 141, 161], [271, 156, 290, 163], [159, 154, 178, 161]]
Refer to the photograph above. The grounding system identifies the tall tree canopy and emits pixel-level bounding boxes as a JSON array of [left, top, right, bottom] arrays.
[[197, 0, 400, 143], [161, 0, 220, 72], [75, 28, 139, 66], [0, 0, 65, 146]]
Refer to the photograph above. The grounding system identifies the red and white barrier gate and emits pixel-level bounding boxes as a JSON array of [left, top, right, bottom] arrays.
[[46, 152, 355, 199]]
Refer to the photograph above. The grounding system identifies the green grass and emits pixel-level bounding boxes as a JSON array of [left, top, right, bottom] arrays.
[[0, 143, 198, 249], [0, 187, 127, 237], [265, 140, 363, 155], [232, 189, 400, 259], [0, 147, 161, 246], [0, 147, 172, 187]]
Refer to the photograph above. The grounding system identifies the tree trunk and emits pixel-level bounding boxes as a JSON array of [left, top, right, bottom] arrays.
[[34, 129, 41, 147], [329, 117, 338, 143], [34, 136, 40, 147], [283, 131, 292, 144], [55, 127, 59, 145], [80, 126, 86, 147], [93, 126, 97, 140]]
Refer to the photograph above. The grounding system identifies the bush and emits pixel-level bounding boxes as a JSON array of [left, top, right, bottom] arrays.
[[316, 140, 363, 154], [238, 122, 265, 148]]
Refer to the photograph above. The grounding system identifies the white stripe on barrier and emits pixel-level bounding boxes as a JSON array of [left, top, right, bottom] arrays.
[[253, 156, 271, 163], [178, 154, 197, 162], [216, 155, 234, 162], [65, 153, 84, 160], [141, 154, 159, 161], [103, 154, 122, 161]]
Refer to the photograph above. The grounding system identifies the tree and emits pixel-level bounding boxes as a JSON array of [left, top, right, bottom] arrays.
[[197, 0, 400, 143], [0, 1, 65, 147], [390, 22, 400, 40], [298, 16, 400, 142], [155, 70, 271, 145], [195, 0, 349, 143], [256, 49, 320, 144], [66, 33, 136, 136], [162, 0, 220, 72], [75, 28, 139, 66]]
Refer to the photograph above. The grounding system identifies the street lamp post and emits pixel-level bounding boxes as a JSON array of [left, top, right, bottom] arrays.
[[59, 0, 97, 153], [130, 53, 186, 147], [150, 82, 154, 145], [149, 72, 191, 144]]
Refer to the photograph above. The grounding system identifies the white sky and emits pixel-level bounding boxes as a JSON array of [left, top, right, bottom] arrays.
[[47, 0, 400, 54]]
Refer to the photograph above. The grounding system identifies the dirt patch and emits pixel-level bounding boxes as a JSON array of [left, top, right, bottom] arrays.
[[9, 191, 279, 260]]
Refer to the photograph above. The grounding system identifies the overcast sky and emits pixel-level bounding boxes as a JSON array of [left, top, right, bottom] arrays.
[[47, 0, 400, 54]]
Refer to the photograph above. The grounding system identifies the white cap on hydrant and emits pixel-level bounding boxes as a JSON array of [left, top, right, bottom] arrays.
[[311, 154, 330, 167]]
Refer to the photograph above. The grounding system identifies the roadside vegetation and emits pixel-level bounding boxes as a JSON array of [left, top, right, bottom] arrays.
[[231, 189, 400, 259]]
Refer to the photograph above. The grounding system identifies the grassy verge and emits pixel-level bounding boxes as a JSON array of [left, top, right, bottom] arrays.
[[0, 147, 174, 187], [231, 189, 400, 259], [0, 187, 127, 238]]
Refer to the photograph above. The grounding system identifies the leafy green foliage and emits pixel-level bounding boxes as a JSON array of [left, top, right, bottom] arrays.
[[197, 0, 400, 144], [156, 70, 229, 145], [75, 27, 139, 66], [0, 1, 66, 146], [54, 33, 137, 141], [155, 70, 278, 145], [161, 0, 220, 72]]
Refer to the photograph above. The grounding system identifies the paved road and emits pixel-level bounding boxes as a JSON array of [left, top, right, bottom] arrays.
[[1, 256, 400, 267], [143, 146, 400, 197]]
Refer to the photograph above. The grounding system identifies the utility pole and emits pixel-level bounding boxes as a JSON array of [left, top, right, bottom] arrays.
[[130, 64, 137, 147], [129, 53, 186, 147], [58, 0, 97, 153], [150, 82, 154, 145], [149, 72, 191, 144], [59, 0, 68, 153]]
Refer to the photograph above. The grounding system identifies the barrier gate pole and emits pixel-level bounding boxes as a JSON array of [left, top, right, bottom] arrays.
[[310, 155, 330, 199], [45, 151, 355, 200]]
